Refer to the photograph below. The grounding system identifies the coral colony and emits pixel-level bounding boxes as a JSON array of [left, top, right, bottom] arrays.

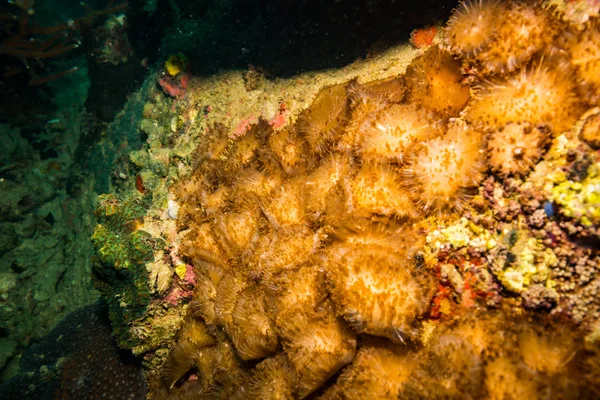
[[84, 1, 600, 398]]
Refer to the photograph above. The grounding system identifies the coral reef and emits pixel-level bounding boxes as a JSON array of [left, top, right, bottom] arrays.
[[402, 309, 600, 399], [86, 0, 600, 398]]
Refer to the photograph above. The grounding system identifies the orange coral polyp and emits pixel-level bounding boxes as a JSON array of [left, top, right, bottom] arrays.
[[338, 83, 388, 153], [565, 20, 600, 104], [268, 128, 309, 174], [406, 123, 486, 213], [487, 122, 550, 177], [443, 0, 503, 57], [405, 47, 470, 117], [357, 103, 439, 162], [214, 205, 262, 257], [284, 310, 357, 399], [477, 2, 557, 74], [322, 341, 416, 399], [229, 285, 279, 360], [346, 163, 419, 219], [326, 245, 433, 342], [466, 61, 583, 134], [262, 180, 306, 227], [298, 83, 348, 154]]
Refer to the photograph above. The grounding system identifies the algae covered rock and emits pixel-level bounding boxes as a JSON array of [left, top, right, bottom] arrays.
[[91, 193, 165, 347]]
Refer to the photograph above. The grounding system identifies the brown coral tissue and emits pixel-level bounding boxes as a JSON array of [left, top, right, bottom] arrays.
[[151, 1, 600, 398]]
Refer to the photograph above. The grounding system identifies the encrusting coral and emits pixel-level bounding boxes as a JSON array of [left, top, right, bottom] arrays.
[[0, 303, 146, 400], [124, 0, 600, 398]]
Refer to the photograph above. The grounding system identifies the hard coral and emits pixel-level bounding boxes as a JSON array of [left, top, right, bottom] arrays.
[[356, 103, 439, 163], [298, 83, 348, 154], [241, 354, 296, 399], [286, 311, 357, 398], [403, 310, 595, 399], [270, 266, 357, 398], [338, 82, 388, 153], [304, 153, 350, 222], [321, 339, 416, 400], [325, 244, 434, 342], [166, 28, 489, 396], [404, 331, 485, 398], [345, 163, 419, 219], [0, 303, 146, 400], [217, 278, 279, 360], [161, 319, 215, 389], [267, 128, 311, 175]]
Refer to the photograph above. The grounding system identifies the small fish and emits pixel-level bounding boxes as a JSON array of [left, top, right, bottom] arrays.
[[543, 201, 555, 217]]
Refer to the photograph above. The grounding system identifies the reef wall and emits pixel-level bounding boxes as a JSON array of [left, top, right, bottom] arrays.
[[90, 0, 600, 398]]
